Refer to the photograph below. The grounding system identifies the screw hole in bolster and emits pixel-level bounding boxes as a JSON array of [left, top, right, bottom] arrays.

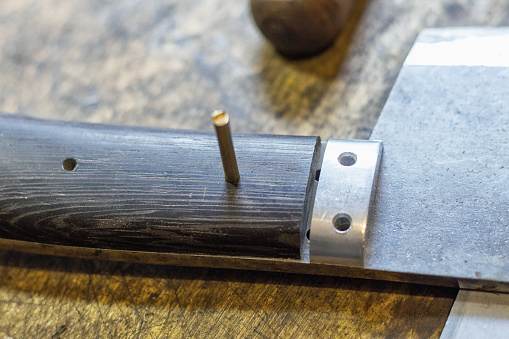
[[338, 152, 357, 166], [333, 213, 352, 233], [62, 158, 78, 171]]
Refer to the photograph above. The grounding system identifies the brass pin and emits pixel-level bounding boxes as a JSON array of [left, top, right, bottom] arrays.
[[212, 110, 240, 184]]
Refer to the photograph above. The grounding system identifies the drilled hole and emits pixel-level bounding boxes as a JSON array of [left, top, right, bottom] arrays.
[[338, 152, 357, 166], [315, 169, 321, 181], [333, 213, 352, 233], [306, 229, 311, 241], [63, 158, 77, 171]]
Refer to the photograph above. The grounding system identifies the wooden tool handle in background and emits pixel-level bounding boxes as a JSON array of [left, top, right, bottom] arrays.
[[0, 113, 320, 259], [250, 0, 354, 57]]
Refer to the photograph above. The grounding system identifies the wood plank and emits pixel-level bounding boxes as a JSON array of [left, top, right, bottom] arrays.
[[0, 251, 457, 338]]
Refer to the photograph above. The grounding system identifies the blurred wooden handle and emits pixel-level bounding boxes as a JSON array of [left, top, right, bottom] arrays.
[[250, 0, 354, 57]]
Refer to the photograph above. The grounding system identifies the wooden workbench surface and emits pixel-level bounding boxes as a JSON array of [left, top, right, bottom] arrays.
[[0, 0, 507, 337]]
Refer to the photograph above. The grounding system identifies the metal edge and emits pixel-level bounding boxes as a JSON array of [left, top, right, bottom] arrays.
[[440, 289, 509, 338], [0, 237, 457, 288]]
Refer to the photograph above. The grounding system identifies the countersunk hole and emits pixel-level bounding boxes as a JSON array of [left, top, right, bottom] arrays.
[[63, 158, 78, 171], [333, 213, 352, 233], [338, 152, 357, 166]]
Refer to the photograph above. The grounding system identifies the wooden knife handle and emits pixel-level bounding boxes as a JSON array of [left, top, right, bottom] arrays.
[[0, 113, 320, 259]]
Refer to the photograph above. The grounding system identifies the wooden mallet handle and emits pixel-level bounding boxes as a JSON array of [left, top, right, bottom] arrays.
[[250, 0, 353, 57]]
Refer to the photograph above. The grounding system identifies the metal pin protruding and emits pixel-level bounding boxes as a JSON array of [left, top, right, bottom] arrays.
[[212, 110, 240, 184]]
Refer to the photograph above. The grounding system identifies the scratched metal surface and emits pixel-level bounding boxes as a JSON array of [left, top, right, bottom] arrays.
[[368, 28, 509, 283], [441, 290, 509, 338]]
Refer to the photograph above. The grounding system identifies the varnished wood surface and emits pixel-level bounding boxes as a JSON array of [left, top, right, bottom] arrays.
[[0, 252, 457, 338], [0, 113, 319, 259], [1, 0, 508, 337]]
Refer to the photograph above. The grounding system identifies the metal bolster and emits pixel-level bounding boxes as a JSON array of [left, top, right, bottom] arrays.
[[309, 139, 383, 267]]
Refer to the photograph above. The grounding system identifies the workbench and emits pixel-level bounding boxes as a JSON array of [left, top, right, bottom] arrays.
[[0, 0, 507, 337]]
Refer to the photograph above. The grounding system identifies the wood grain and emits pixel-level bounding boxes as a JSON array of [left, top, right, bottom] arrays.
[[0, 113, 319, 259], [1, 0, 508, 337], [0, 251, 457, 338]]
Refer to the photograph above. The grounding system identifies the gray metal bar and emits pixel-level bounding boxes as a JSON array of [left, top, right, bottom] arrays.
[[441, 290, 509, 338]]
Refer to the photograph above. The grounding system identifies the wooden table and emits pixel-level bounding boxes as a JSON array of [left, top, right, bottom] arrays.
[[0, 1, 507, 337]]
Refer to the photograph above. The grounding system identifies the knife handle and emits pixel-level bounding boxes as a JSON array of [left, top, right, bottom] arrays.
[[0, 113, 320, 259]]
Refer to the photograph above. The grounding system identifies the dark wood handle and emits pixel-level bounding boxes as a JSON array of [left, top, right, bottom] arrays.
[[0, 113, 320, 259], [250, 0, 353, 57]]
